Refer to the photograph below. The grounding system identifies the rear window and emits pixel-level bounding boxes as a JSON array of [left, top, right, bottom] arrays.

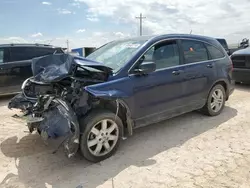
[[216, 39, 228, 49], [205, 43, 225, 59], [10, 47, 63, 61], [0, 49, 3, 63], [182, 40, 209, 64], [34, 48, 63, 56], [0, 48, 10, 63]]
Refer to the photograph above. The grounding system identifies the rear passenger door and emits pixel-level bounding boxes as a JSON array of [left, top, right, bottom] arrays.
[[180, 39, 218, 108]]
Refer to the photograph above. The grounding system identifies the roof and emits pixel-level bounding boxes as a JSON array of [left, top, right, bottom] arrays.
[[0, 43, 62, 48], [113, 33, 217, 43]]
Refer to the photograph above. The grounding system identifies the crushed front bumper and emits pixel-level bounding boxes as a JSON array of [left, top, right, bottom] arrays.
[[9, 94, 80, 158]]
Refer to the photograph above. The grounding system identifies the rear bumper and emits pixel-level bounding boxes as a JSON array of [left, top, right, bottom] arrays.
[[227, 79, 235, 99], [233, 68, 250, 82], [229, 83, 234, 95]]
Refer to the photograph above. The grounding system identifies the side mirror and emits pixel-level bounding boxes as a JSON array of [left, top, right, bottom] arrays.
[[133, 61, 156, 75]]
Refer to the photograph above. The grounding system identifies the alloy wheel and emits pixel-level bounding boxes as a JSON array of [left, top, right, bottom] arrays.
[[210, 88, 224, 112], [87, 119, 119, 157]]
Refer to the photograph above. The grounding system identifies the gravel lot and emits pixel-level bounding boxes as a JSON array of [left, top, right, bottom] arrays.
[[0, 85, 250, 188]]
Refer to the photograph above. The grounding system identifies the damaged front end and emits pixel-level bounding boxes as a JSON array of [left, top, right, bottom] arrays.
[[26, 95, 80, 158], [8, 54, 113, 158]]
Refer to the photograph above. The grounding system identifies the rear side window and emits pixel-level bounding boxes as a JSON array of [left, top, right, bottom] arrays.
[[10, 47, 34, 61], [182, 40, 208, 64], [205, 43, 225, 59], [10, 47, 61, 61]]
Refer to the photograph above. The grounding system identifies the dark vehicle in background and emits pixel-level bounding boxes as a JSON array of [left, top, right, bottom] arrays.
[[0, 44, 64, 95], [71, 47, 96, 57], [239, 38, 249, 49], [231, 47, 250, 84], [227, 38, 250, 55], [9, 34, 234, 162], [216, 38, 230, 55]]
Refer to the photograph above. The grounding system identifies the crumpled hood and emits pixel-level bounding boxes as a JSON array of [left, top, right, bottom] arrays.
[[32, 54, 113, 83], [74, 56, 113, 73]]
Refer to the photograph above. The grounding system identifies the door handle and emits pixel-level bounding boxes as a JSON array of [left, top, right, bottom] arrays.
[[172, 70, 184, 75], [206, 64, 213, 68]]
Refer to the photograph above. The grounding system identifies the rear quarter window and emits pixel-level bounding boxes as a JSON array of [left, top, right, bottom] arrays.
[[205, 43, 225, 59]]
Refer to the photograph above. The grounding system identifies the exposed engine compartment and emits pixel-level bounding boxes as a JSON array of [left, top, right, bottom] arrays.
[[21, 76, 101, 115]]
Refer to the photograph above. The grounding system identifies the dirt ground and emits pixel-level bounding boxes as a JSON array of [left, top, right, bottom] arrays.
[[0, 85, 250, 188]]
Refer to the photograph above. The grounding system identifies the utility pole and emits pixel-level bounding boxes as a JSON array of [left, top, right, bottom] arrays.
[[66, 39, 69, 53], [47, 39, 54, 45], [135, 13, 146, 36]]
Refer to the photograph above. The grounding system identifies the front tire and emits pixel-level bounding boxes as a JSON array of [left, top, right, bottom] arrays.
[[79, 110, 123, 162], [201, 84, 226, 116]]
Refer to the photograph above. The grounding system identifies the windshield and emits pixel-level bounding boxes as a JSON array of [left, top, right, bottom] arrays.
[[86, 39, 147, 72]]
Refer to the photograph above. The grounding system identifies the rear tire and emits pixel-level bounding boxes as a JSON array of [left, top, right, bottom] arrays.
[[201, 84, 226, 116], [79, 110, 123, 162]]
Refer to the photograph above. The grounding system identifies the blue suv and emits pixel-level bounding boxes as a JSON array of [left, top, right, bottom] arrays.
[[9, 34, 234, 162]]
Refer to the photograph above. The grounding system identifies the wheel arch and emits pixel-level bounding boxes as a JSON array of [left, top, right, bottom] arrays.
[[101, 99, 134, 137], [80, 99, 134, 138], [209, 79, 229, 100]]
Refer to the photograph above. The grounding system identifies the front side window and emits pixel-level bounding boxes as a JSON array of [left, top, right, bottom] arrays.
[[142, 40, 180, 70], [0, 49, 3, 63], [86, 39, 147, 72], [182, 40, 208, 64]]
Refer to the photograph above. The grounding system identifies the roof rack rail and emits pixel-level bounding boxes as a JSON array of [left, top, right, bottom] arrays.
[[3, 43, 54, 47]]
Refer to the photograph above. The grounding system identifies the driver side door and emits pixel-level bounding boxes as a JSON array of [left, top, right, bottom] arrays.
[[128, 39, 187, 127]]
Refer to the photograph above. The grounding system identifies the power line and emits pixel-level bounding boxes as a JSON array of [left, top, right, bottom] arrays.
[[135, 13, 146, 36]]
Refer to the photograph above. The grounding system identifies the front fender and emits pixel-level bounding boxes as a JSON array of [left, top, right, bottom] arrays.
[[84, 85, 134, 136]]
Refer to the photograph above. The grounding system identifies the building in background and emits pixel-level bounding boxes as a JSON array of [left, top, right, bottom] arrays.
[[71, 47, 96, 57]]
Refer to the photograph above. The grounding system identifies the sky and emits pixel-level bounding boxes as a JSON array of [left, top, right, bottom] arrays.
[[0, 0, 250, 49]]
